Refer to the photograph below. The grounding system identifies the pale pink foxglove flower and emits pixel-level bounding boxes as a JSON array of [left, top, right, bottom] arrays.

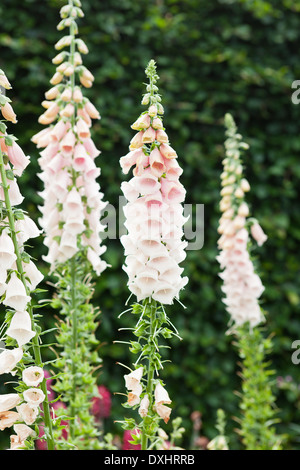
[[33, 40, 108, 276], [120, 91, 188, 305], [3, 141, 30, 176], [217, 114, 266, 328]]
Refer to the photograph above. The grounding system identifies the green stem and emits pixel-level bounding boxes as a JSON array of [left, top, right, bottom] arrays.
[[69, 256, 78, 441], [141, 298, 157, 450], [66, 0, 79, 442], [0, 147, 55, 450]]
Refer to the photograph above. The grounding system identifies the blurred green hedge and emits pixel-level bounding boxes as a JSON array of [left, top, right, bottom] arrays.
[[1, 0, 300, 449]]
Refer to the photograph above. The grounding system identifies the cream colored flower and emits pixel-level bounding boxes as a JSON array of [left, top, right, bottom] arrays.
[[14, 423, 36, 441], [22, 366, 44, 387], [128, 383, 143, 407], [124, 367, 143, 391], [16, 403, 38, 425], [138, 394, 150, 418], [0, 411, 20, 430], [0, 348, 23, 375], [9, 424, 36, 450], [6, 311, 35, 347], [23, 388, 45, 406], [0, 393, 21, 412], [154, 383, 172, 424]]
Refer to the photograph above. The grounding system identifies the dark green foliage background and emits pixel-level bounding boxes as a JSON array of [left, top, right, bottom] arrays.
[[1, 0, 300, 449]]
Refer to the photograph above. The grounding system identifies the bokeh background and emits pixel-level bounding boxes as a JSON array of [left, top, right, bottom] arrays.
[[1, 0, 300, 450]]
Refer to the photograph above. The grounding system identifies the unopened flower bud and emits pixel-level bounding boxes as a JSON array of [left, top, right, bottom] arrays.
[[148, 104, 157, 117], [52, 52, 66, 65], [1, 102, 17, 123], [61, 87, 73, 101], [234, 187, 244, 198], [141, 94, 150, 105], [50, 72, 63, 85], [240, 178, 250, 192], [0, 73, 12, 90], [55, 35, 72, 51], [73, 87, 83, 103], [76, 38, 89, 54], [64, 65, 75, 77], [45, 86, 59, 100]]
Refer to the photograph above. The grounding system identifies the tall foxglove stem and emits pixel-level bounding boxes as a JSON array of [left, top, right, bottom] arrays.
[[32, 0, 108, 449], [0, 150, 54, 450], [140, 299, 156, 450], [67, 0, 79, 441], [0, 70, 55, 450]]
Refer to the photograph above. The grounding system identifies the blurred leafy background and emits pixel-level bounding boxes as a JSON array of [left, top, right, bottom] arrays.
[[1, 0, 300, 450]]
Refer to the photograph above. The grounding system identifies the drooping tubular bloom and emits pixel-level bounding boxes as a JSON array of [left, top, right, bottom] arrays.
[[217, 114, 267, 328], [120, 71, 188, 305], [32, 6, 107, 275]]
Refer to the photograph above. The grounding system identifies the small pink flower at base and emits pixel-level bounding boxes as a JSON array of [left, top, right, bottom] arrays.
[[36, 426, 48, 451], [52, 401, 68, 440], [36, 400, 68, 450], [91, 385, 112, 420], [122, 429, 141, 450], [44, 369, 56, 402]]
